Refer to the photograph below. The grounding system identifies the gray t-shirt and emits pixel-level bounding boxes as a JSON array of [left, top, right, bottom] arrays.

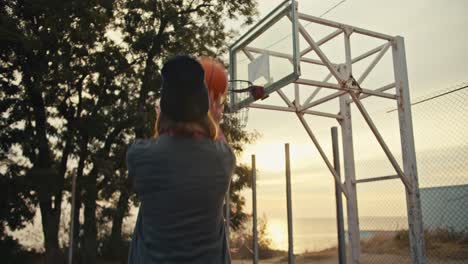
[[127, 135, 235, 264]]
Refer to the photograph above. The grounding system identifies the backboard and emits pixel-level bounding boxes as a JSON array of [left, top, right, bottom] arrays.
[[228, 0, 300, 112]]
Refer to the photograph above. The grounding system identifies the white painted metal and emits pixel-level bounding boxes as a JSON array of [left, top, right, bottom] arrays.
[[349, 92, 412, 190], [344, 28, 353, 77], [339, 95, 361, 264], [340, 30, 360, 264], [295, 78, 341, 90], [249, 103, 294, 112], [297, 113, 349, 197], [354, 175, 400, 184], [300, 29, 343, 57], [245, 46, 326, 66], [392, 36, 427, 264], [349, 82, 396, 102], [297, 22, 342, 82], [357, 42, 391, 84], [242, 48, 255, 61], [229, 48, 237, 108], [296, 78, 397, 102], [277, 89, 294, 107], [302, 109, 343, 119], [301, 90, 347, 109], [294, 83, 300, 107], [298, 13, 395, 41], [356, 87, 396, 99], [303, 73, 333, 105], [249, 103, 342, 119], [291, 0, 301, 77], [352, 43, 387, 64]]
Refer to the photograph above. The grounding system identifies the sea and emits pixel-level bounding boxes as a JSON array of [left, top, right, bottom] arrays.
[[262, 216, 408, 253], [12, 212, 407, 254]]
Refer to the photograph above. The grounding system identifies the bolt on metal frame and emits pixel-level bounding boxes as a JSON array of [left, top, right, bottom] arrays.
[[227, 1, 426, 263]]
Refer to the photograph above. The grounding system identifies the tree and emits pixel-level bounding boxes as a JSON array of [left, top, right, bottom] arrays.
[[221, 115, 259, 230], [1, 1, 259, 263], [0, 1, 115, 263]]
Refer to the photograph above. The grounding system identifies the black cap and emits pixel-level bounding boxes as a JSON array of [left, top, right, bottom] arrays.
[[160, 55, 209, 122]]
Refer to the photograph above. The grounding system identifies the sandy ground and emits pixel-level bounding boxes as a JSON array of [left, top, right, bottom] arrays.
[[233, 254, 468, 264]]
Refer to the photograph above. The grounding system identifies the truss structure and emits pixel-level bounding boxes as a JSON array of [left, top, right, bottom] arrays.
[[227, 1, 426, 263]]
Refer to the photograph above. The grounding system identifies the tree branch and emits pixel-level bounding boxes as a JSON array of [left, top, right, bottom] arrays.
[[178, 3, 212, 15]]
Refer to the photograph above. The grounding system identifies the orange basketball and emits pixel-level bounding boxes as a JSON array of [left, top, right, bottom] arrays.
[[199, 57, 228, 100]]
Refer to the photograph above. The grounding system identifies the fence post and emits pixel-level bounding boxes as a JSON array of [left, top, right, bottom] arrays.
[[332, 127, 347, 264], [339, 94, 360, 264], [392, 36, 426, 264], [285, 143, 295, 264]]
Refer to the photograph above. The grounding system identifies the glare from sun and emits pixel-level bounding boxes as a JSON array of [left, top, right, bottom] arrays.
[[266, 219, 287, 250]]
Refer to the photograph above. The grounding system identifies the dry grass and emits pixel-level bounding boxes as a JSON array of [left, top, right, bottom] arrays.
[[361, 229, 468, 260], [301, 247, 338, 261], [425, 229, 468, 259], [361, 231, 408, 255]]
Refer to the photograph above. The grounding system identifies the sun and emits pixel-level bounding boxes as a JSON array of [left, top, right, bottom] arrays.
[[242, 143, 285, 172], [266, 219, 287, 250]]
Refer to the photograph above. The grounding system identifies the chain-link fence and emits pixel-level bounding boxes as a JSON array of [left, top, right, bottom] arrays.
[[413, 83, 468, 263], [354, 82, 468, 264], [228, 84, 468, 264]]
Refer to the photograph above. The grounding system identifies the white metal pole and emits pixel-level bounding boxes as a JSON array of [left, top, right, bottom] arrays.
[[252, 155, 259, 264], [392, 36, 427, 264], [228, 48, 237, 111], [294, 83, 300, 108], [339, 94, 361, 264], [341, 30, 361, 264], [349, 92, 412, 190], [297, 13, 395, 41], [285, 143, 295, 264]]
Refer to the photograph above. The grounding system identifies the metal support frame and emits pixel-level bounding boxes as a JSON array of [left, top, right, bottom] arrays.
[[228, 2, 426, 263], [340, 94, 361, 263], [354, 175, 399, 184], [393, 36, 426, 263]]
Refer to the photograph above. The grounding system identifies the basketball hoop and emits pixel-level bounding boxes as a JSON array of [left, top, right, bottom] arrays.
[[225, 80, 267, 128]]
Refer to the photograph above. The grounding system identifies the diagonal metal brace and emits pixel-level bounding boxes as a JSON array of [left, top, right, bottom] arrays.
[[348, 90, 413, 191], [296, 113, 349, 197]]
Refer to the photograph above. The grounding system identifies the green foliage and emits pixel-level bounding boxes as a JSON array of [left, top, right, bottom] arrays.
[[1, 0, 259, 262], [0, 234, 25, 264], [221, 114, 260, 230], [230, 215, 279, 259]]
